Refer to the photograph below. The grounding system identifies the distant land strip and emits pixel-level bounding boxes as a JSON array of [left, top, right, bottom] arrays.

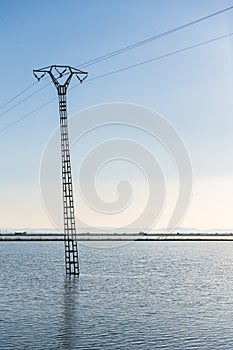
[[1, 233, 233, 241]]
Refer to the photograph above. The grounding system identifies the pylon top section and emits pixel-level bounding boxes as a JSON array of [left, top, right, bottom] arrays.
[[33, 65, 88, 95]]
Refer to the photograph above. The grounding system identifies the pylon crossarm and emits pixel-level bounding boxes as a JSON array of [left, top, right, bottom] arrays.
[[33, 72, 46, 81], [33, 65, 88, 89], [33, 66, 51, 81], [77, 74, 88, 83]]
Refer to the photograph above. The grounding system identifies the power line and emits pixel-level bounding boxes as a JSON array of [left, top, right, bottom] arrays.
[[78, 4, 233, 69], [84, 32, 233, 84], [0, 97, 57, 133], [0, 81, 51, 119], [0, 81, 38, 110], [1, 4, 233, 112], [1, 31, 232, 134]]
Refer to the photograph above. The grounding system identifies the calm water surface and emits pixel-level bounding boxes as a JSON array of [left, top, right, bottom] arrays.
[[0, 241, 233, 349]]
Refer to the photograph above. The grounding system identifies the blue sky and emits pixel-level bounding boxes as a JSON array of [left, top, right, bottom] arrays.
[[1, 0, 233, 231]]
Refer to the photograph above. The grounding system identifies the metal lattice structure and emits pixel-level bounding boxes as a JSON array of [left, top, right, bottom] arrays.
[[33, 65, 88, 275]]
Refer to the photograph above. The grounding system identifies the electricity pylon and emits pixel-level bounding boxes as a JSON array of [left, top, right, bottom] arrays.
[[33, 65, 88, 275]]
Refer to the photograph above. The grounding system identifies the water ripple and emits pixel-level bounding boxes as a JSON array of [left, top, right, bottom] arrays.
[[0, 242, 233, 349]]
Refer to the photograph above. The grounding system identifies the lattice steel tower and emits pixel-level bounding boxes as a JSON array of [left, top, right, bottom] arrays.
[[33, 65, 88, 275]]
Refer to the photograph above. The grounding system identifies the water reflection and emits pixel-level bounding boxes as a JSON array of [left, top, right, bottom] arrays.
[[59, 276, 80, 350]]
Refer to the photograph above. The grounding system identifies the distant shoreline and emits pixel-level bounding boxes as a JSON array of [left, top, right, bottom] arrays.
[[1, 233, 233, 241]]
